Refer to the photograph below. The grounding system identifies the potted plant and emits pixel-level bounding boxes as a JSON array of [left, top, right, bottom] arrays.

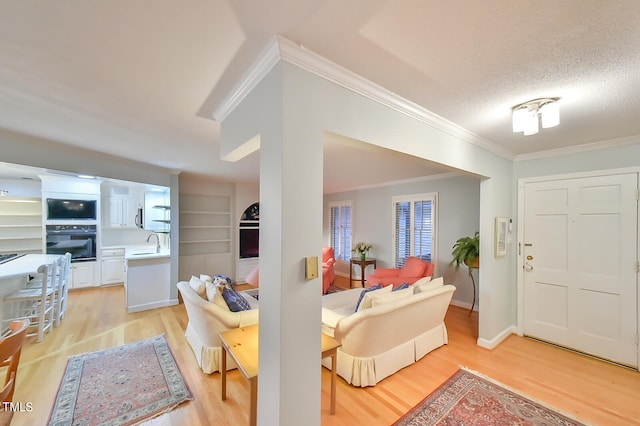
[[450, 232, 479, 273], [450, 232, 479, 315]]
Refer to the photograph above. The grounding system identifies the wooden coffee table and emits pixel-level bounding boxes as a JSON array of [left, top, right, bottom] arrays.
[[220, 323, 341, 425]]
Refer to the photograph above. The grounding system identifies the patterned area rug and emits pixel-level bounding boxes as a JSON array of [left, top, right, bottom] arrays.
[[394, 367, 587, 425], [48, 335, 192, 426]]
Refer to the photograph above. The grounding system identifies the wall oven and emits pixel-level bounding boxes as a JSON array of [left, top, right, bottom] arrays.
[[45, 225, 97, 262]]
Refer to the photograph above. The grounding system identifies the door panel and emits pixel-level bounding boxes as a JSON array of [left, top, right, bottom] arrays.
[[523, 173, 638, 367]]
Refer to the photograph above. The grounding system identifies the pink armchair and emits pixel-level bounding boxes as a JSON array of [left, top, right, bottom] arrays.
[[322, 247, 336, 293], [366, 256, 434, 289]]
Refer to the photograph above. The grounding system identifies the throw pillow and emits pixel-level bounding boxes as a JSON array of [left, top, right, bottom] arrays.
[[371, 287, 413, 307], [205, 281, 229, 310], [393, 282, 410, 291], [398, 257, 427, 278], [200, 274, 213, 282], [189, 276, 207, 299], [414, 276, 443, 294], [354, 284, 382, 312], [214, 274, 236, 290], [358, 284, 393, 311], [222, 287, 252, 312]]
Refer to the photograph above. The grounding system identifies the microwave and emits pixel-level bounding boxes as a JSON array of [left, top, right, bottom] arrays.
[[46, 198, 97, 220]]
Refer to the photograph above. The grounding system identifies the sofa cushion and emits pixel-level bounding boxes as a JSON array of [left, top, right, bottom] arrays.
[[222, 287, 252, 312], [189, 276, 207, 299], [414, 276, 444, 294], [355, 284, 382, 312], [370, 287, 414, 307], [399, 257, 427, 278], [358, 284, 393, 311]]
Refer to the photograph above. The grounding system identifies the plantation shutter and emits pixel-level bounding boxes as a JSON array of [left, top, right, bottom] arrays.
[[393, 194, 436, 268], [330, 203, 352, 261]]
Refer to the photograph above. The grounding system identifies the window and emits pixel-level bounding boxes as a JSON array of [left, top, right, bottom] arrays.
[[329, 201, 353, 261], [392, 193, 437, 268]]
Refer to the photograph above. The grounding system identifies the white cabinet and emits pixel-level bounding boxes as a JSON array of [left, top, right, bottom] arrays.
[[101, 248, 125, 285], [102, 185, 143, 229], [71, 262, 95, 289]]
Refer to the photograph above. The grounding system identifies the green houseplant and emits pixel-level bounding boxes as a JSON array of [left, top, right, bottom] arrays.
[[450, 231, 479, 274], [450, 232, 479, 315]]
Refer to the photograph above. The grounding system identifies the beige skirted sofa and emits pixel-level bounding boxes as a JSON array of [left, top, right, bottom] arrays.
[[177, 280, 259, 373], [321, 277, 455, 387]]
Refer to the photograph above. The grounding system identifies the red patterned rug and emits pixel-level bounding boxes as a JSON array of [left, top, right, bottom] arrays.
[[394, 368, 587, 425], [48, 335, 192, 426]]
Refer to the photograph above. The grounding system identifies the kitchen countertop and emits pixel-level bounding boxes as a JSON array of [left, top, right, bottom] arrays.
[[0, 254, 63, 280], [102, 244, 170, 261]]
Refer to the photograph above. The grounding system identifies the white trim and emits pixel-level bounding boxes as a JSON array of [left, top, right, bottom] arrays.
[[477, 325, 517, 350], [515, 134, 640, 161], [213, 36, 514, 160], [212, 38, 282, 122], [450, 299, 477, 312]]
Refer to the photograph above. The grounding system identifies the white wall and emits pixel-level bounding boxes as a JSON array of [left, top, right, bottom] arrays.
[[323, 173, 481, 308], [220, 59, 515, 424]]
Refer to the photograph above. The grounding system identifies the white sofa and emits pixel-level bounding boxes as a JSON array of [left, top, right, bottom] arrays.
[[177, 281, 259, 373], [321, 278, 456, 387]]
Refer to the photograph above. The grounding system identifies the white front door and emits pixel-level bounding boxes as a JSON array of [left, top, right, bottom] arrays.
[[523, 173, 638, 367]]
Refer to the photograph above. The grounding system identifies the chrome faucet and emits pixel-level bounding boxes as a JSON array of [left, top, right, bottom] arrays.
[[146, 233, 161, 253]]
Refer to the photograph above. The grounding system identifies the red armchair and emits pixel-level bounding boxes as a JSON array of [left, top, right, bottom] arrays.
[[322, 247, 336, 293], [366, 256, 434, 289]]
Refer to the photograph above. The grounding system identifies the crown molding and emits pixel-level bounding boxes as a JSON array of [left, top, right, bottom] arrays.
[[214, 35, 514, 160], [514, 134, 640, 161], [212, 38, 282, 122]]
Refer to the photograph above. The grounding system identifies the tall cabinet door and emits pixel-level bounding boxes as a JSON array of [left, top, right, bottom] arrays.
[[523, 173, 638, 367]]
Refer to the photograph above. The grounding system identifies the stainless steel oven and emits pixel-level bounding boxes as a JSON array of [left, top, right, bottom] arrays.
[[45, 225, 97, 262]]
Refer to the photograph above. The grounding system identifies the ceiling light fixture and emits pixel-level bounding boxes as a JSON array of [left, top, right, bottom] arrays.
[[512, 98, 560, 136]]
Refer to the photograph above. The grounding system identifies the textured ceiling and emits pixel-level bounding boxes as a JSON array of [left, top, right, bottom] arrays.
[[1, 1, 639, 192]]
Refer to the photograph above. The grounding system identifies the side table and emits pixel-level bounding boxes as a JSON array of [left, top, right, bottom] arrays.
[[349, 258, 376, 288]]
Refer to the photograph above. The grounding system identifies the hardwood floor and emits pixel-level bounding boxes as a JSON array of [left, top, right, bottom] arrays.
[[9, 283, 640, 425]]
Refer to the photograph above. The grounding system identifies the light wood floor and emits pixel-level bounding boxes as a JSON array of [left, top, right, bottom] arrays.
[[9, 282, 640, 426]]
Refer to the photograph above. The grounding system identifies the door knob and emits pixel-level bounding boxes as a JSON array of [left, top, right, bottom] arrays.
[[524, 263, 534, 272]]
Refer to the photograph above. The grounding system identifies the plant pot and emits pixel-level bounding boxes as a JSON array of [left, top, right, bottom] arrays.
[[464, 257, 479, 269]]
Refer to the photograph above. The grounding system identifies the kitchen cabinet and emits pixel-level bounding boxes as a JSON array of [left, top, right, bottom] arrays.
[[102, 184, 143, 229], [101, 248, 125, 285], [71, 262, 95, 289]]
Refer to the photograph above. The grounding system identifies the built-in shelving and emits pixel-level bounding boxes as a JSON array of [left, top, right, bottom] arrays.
[[0, 197, 43, 254], [179, 194, 231, 256]]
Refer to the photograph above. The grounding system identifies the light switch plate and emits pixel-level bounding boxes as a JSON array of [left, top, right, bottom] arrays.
[[305, 256, 318, 280]]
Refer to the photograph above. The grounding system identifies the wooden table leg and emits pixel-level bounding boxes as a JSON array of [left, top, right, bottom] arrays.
[[249, 377, 258, 426], [330, 350, 337, 415], [221, 346, 227, 400]]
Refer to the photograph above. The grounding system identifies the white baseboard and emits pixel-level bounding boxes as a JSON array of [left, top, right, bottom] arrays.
[[477, 325, 517, 350], [450, 298, 477, 312]]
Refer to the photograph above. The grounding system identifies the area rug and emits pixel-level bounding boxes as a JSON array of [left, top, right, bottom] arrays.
[[48, 335, 193, 426], [394, 367, 587, 426]]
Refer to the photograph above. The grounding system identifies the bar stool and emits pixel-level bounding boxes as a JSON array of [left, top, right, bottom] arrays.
[[3, 263, 55, 342]]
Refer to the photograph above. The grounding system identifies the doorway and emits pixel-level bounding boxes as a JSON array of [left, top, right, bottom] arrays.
[[519, 172, 638, 368]]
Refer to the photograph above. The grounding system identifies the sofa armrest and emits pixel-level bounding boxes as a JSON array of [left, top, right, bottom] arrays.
[[239, 308, 260, 327], [323, 258, 336, 268]]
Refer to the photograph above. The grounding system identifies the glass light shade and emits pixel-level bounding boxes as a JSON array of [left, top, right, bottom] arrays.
[[512, 107, 528, 132], [540, 101, 560, 128], [523, 111, 539, 135]]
